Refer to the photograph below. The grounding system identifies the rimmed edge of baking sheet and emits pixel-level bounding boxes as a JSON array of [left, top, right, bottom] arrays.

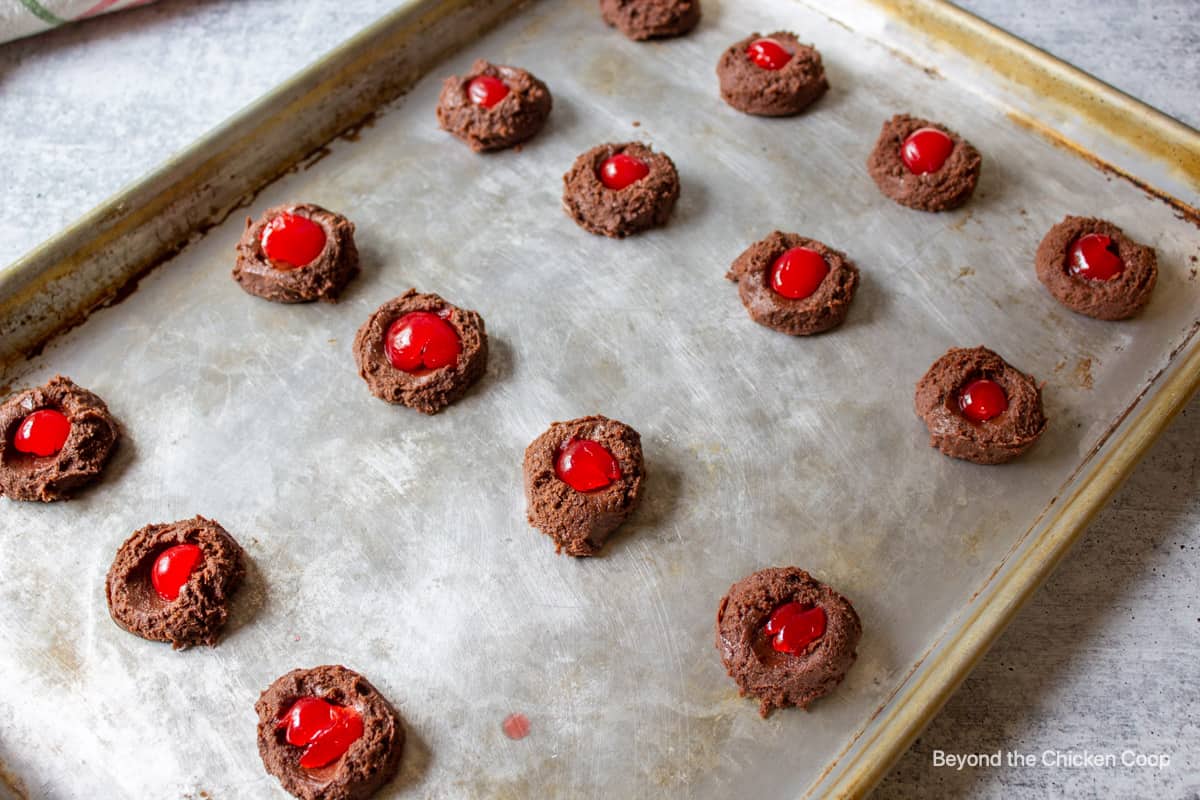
[[807, 3, 1200, 796], [864, 0, 1200, 211], [811, 334, 1200, 798], [0, 0, 530, 377]]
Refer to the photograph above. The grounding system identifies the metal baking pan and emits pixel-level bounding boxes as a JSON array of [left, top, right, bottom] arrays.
[[1, 0, 1197, 797]]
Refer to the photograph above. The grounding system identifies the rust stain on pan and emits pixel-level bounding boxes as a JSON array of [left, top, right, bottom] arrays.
[[14, 176, 266, 373], [866, 0, 1200, 194], [338, 111, 378, 142], [1074, 357, 1095, 390], [0, 762, 29, 800], [1006, 111, 1200, 227]]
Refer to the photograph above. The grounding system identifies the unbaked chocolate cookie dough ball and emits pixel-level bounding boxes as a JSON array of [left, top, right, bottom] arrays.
[[105, 516, 246, 649], [717, 32, 828, 117], [726, 231, 860, 335], [233, 203, 359, 303], [524, 415, 645, 556], [716, 566, 862, 717], [600, 0, 700, 40], [562, 141, 680, 238], [436, 58, 552, 152], [914, 346, 1047, 465], [1035, 215, 1157, 320], [353, 289, 488, 415], [867, 114, 981, 211], [257, 665, 405, 800], [0, 375, 120, 502]]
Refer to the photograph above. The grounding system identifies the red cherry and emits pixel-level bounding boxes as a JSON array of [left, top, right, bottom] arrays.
[[958, 378, 1008, 422], [260, 213, 327, 270], [12, 409, 71, 457], [277, 697, 338, 747], [746, 38, 792, 70], [299, 715, 363, 768], [901, 127, 955, 175], [598, 154, 650, 191], [770, 247, 829, 300], [276, 697, 364, 769], [151, 544, 203, 602], [1069, 234, 1123, 281], [467, 75, 510, 109], [763, 602, 826, 655], [555, 438, 622, 492], [385, 311, 462, 373]]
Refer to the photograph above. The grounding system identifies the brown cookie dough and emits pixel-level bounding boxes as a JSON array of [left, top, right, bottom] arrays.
[[725, 231, 860, 335], [436, 59, 553, 152], [233, 203, 359, 303], [256, 665, 405, 800], [562, 142, 679, 238], [914, 346, 1047, 465], [0, 375, 120, 502], [1035, 215, 1157, 320], [105, 516, 246, 649], [867, 114, 981, 211], [523, 415, 644, 557], [353, 289, 488, 415], [600, 0, 700, 40], [716, 567, 861, 717], [716, 32, 828, 117]]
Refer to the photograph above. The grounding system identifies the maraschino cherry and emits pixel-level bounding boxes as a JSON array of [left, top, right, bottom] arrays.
[[958, 378, 1008, 422], [12, 409, 71, 457], [276, 697, 364, 769], [599, 154, 650, 191], [746, 38, 792, 70], [1069, 233, 1123, 281], [467, 75, 510, 109], [556, 438, 621, 492], [764, 602, 826, 655], [261, 213, 327, 270], [151, 544, 203, 602], [770, 247, 829, 300], [385, 311, 462, 373], [901, 127, 954, 175]]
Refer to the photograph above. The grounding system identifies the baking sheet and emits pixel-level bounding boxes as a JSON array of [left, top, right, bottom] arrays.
[[2, 0, 1199, 797]]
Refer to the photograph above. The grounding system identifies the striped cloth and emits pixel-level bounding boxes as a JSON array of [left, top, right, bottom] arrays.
[[1, 0, 157, 43]]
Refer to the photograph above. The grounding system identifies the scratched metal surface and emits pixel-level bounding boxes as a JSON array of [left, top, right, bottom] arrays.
[[1, 0, 1198, 797]]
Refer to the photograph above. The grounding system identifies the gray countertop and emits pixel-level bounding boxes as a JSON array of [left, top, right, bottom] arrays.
[[1, 2, 1197, 797]]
